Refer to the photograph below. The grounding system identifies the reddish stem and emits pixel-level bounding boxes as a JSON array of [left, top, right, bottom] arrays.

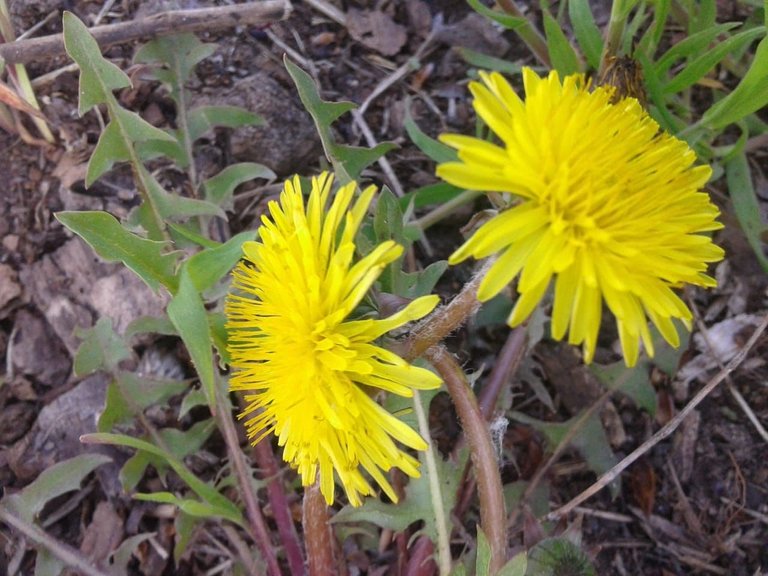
[[216, 385, 283, 576], [253, 439, 306, 575], [303, 483, 335, 576]]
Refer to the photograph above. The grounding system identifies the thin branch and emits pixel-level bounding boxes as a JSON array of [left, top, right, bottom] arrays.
[[547, 311, 768, 521], [509, 385, 616, 529], [0, 505, 110, 576], [0, 1, 292, 65], [302, 0, 346, 26], [687, 295, 768, 445]]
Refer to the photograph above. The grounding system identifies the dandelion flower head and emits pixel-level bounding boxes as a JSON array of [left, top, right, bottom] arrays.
[[438, 68, 724, 366], [226, 172, 441, 506]]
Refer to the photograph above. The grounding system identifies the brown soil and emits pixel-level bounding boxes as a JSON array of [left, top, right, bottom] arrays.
[[1, 1, 766, 575]]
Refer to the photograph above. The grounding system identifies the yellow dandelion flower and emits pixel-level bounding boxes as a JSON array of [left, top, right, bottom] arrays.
[[437, 68, 724, 366], [225, 172, 441, 506]]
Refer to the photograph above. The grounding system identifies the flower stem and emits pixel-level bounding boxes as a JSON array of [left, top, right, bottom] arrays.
[[303, 483, 335, 576], [425, 347, 507, 573], [404, 258, 494, 362], [477, 326, 528, 418], [599, 0, 639, 75], [414, 190, 481, 231], [253, 440, 306, 576], [412, 390, 452, 575], [215, 383, 283, 576], [496, 0, 551, 68]]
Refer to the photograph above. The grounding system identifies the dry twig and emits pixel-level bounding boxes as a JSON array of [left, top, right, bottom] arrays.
[[0, 1, 292, 65], [547, 312, 768, 521]]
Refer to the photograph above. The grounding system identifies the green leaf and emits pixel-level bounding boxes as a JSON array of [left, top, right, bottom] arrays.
[[186, 231, 254, 293], [638, 52, 682, 134], [374, 187, 405, 246], [653, 22, 740, 76], [179, 387, 209, 419], [168, 266, 216, 407], [476, 527, 492, 576], [134, 491, 235, 520], [110, 533, 155, 575], [173, 512, 199, 563], [82, 432, 243, 525], [512, 411, 619, 496], [74, 317, 132, 375], [726, 150, 768, 272], [87, 107, 175, 187], [136, 133, 187, 166], [168, 222, 220, 249], [467, 0, 527, 29], [2, 454, 112, 523], [187, 105, 264, 142], [209, 312, 230, 366], [125, 315, 177, 339], [120, 451, 152, 492], [203, 162, 275, 207], [64, 14, 176, 188], [637, 0, 671, 55], [398, 182, 464, 210], [396, 261, 448, 299], [543, 10, 581, 75], [134, 34, 217, 100], [590, 360, 656, 416], [55, 211, 179, 292], [662, 27, 765, 95], [689, 0, 717, 34], [98, 371, 190, 432], [63, 12, 131, 114], [456, 48, 525, 76], [499, 552, 528, 576], [373, 188, 406, 293], [404, 103, 457, 164], [142, 166, 226, 220], [161, 419, 216, 459], [335, 141, 398, 183], [701, 30, 768, 129], [568, 0, 603, 69], [285, 56, 395, 182]]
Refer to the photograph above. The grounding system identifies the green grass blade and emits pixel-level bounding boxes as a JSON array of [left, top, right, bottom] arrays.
[[543, 9, 582, 75], [701, 30, 768, 129], [568, 0, 604, 69], [726, 150, 768, 272]]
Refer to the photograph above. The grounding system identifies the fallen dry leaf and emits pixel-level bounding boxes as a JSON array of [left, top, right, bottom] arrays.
[[629, 458, 656, 516], [347, 9, 407, 57], [80, 501, 125, 570], [0, 80, 45, 119], [671, 409, 701, 483], [0, 262, 22, 313]]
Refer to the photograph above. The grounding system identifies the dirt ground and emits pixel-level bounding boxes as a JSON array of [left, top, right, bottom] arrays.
[[0, 1, 767, 575]]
